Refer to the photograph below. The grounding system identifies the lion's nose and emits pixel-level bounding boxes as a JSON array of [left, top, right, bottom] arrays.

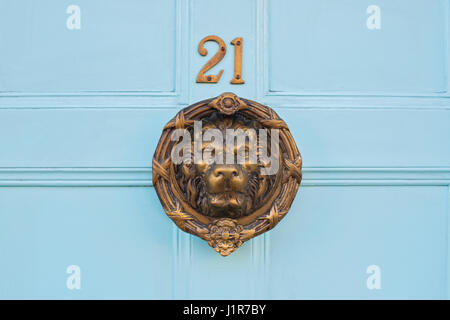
[[207, 165, 248, 193], [213, 165, 240, 180]]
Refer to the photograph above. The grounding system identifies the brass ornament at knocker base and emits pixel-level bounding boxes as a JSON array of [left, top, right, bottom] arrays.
[[152, 93, 302, 256]]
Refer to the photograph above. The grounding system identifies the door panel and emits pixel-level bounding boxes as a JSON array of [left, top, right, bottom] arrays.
[[0, 108, 448, 168], [0, 187, 172, 299], [0, 0, 176, 93], [269, 186, 448, 299], [269, 0, 448, 95], [0, 0, 449, 299]]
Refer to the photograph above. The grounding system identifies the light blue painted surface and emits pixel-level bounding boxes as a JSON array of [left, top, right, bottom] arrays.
[[0, 0, 176, 93], [0, 0, 449, 299], [269, 0, 448, 95], [189, 0, 258, 101], [269, 186, 448, 299], [0, 187, 172, 299]]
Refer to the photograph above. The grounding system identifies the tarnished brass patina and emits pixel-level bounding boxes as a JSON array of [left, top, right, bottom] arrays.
[[153, 93, 302, 256]]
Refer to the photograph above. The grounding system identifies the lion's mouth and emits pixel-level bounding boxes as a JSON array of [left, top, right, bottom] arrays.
[[209, 192, 248, 209]]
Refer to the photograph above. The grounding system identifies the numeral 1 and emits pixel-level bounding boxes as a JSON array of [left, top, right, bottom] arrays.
[[230, 37, 244, 84]]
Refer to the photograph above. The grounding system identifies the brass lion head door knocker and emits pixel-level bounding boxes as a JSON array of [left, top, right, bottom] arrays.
[[153, 93, 302, 256]]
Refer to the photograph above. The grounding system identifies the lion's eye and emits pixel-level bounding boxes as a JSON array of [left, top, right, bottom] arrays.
[[195, 161, 208, 173], [234, 145, 248, 155]]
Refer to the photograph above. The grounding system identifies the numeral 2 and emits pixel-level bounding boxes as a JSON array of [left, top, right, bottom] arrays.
[[196, 35, 226, 83], [196, 35, 244, 84]]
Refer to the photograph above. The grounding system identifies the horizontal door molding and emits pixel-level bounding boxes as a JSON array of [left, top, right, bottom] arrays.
[[0, 167, 449, 187]]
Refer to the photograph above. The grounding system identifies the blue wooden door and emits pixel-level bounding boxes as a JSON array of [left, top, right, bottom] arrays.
[[0, 0, 449, 299]]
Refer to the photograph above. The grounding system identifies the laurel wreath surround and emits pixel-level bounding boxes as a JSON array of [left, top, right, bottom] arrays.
[[153, 93, 302, 256]]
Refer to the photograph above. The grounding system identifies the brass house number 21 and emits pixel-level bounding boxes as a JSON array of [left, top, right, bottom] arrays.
[[196, 35, 244, 84]]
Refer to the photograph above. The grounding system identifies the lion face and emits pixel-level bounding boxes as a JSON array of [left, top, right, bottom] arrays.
[[175, 112, 276, 219], [194, 160, 258, 218]]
